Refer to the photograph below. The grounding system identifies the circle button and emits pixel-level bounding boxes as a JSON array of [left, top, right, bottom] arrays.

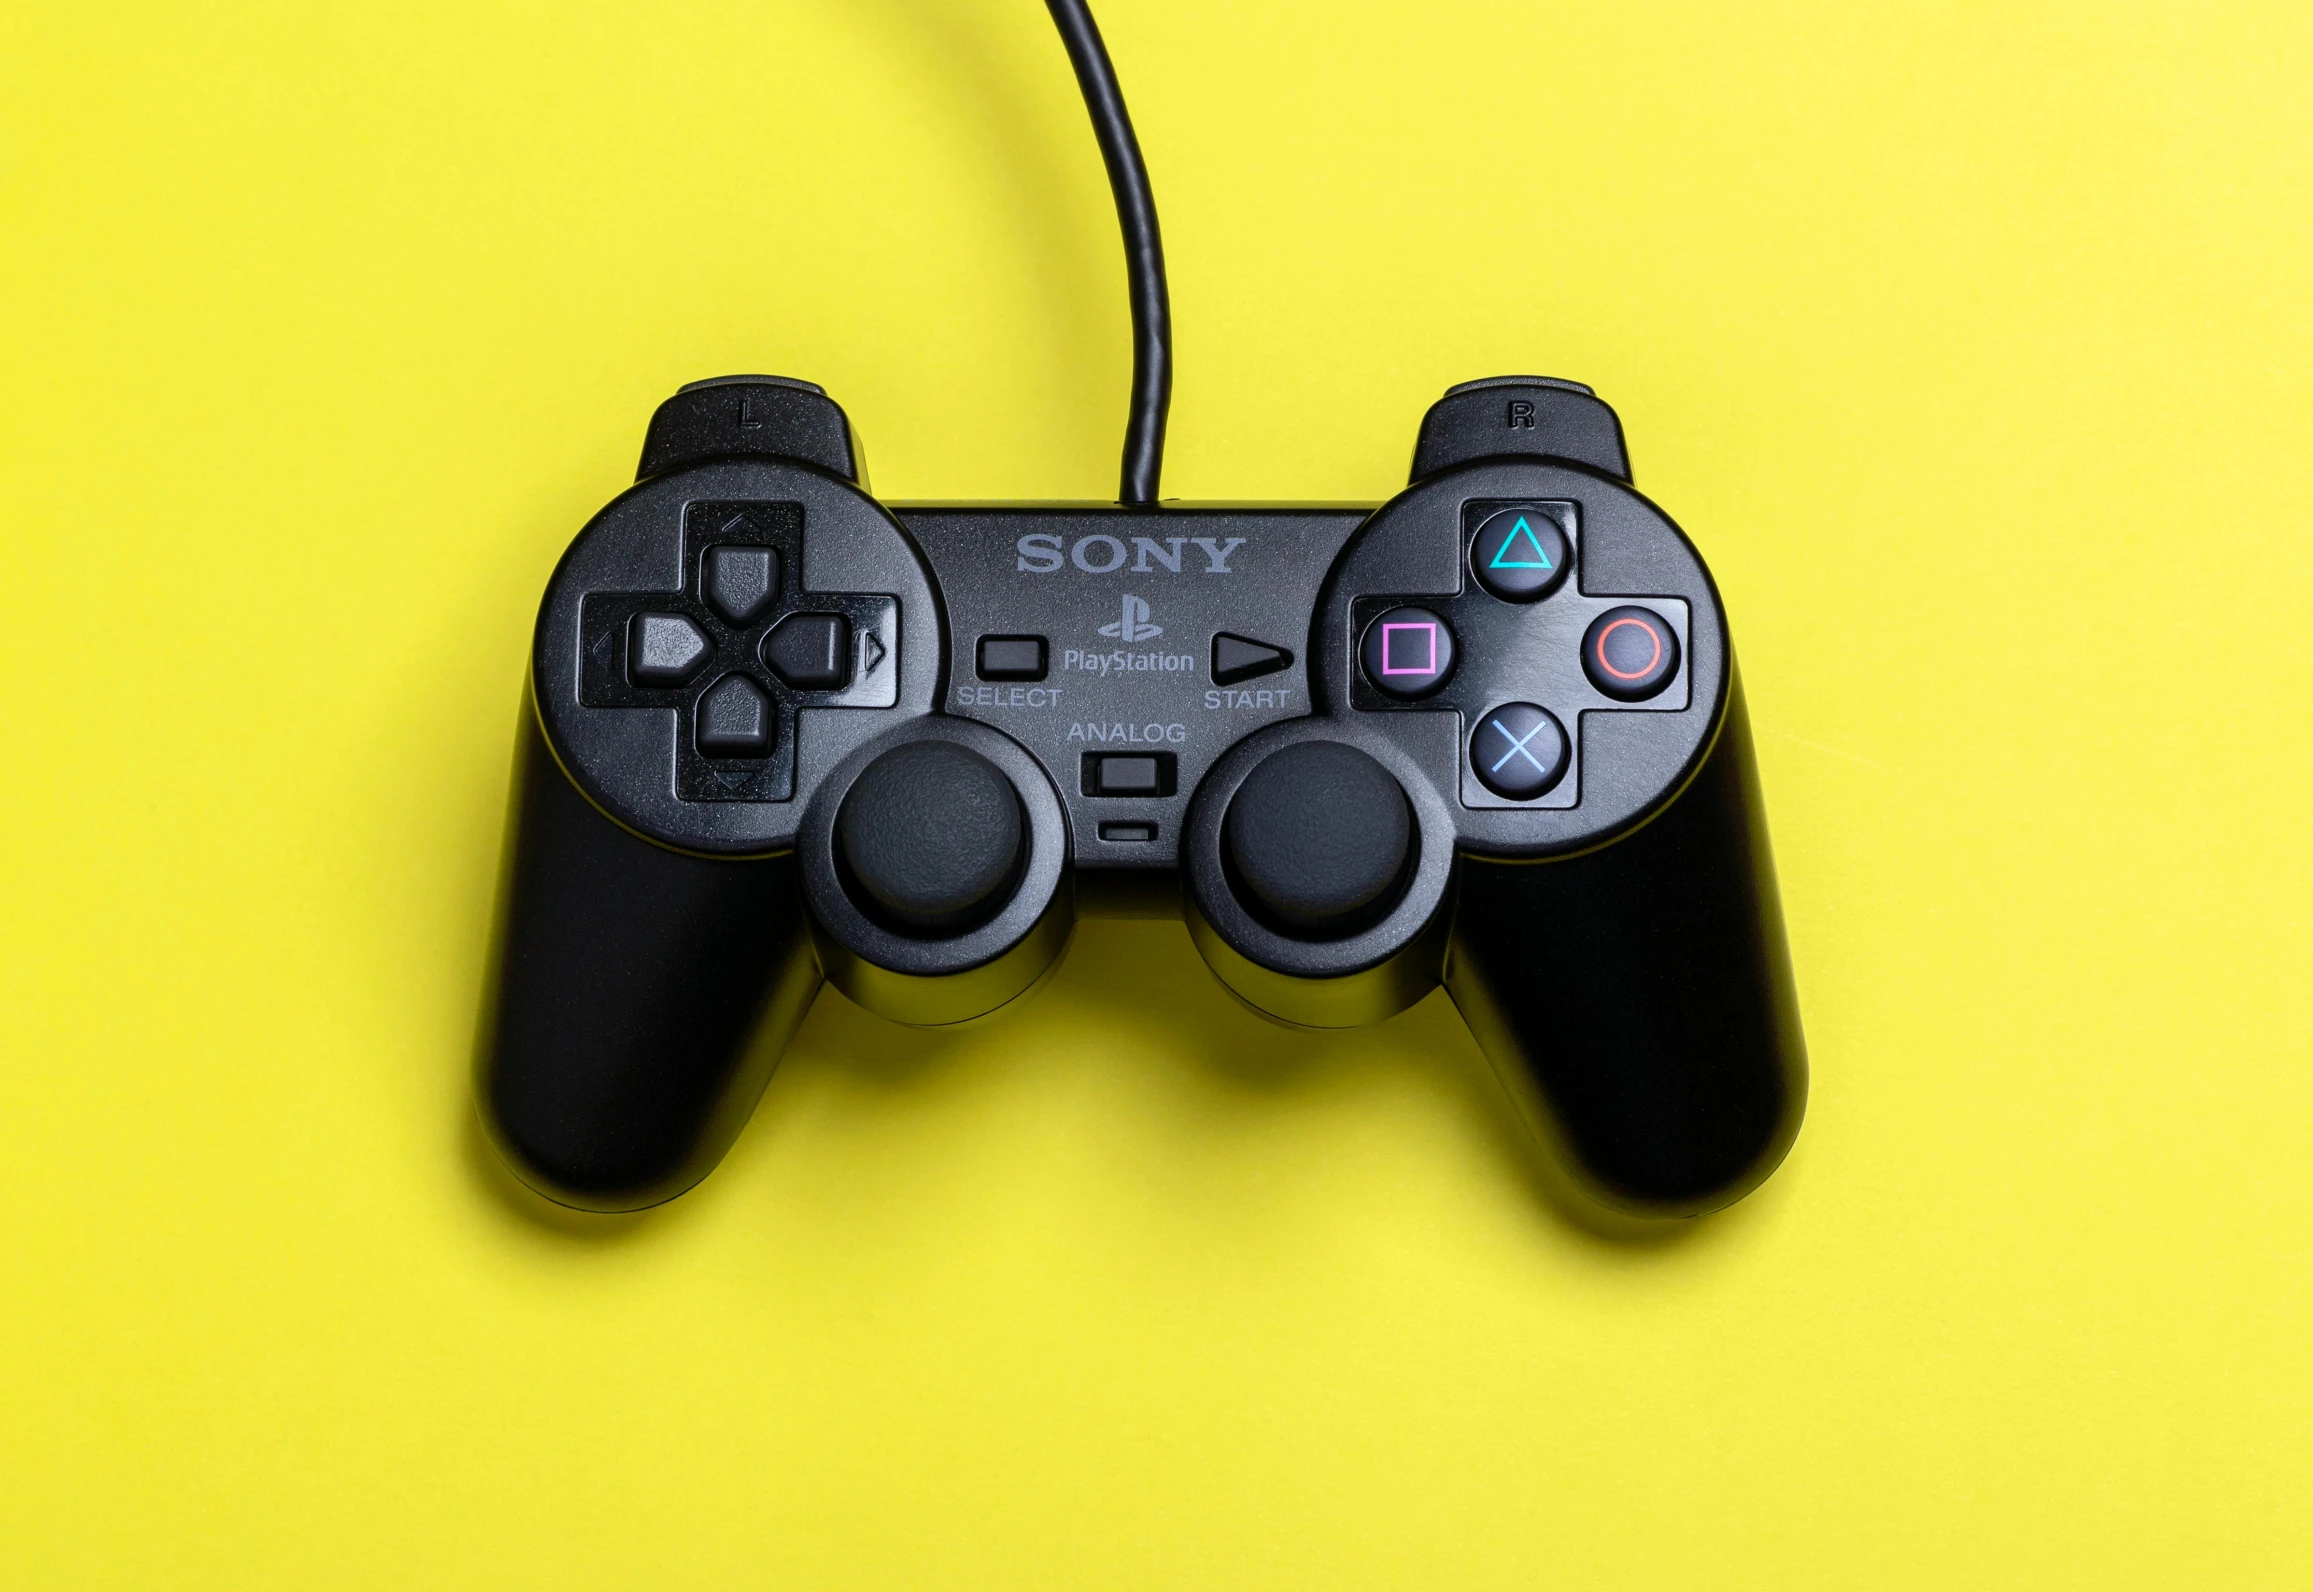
[[1470, 703, 1568, 799], [1470, 507, 1571, 602], [1359, 606, 1457, 698], [1581, 606, 1680, 701]]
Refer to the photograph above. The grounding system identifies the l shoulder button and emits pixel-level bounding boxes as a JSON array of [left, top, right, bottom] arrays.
[[637, 377, 862, 483]]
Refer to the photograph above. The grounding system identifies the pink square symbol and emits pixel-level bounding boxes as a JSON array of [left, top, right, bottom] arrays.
[[1379, 621, 1438, 676]]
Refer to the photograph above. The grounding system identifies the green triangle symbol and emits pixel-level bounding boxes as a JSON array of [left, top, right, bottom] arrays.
[[1489, 516, 1554, 570]]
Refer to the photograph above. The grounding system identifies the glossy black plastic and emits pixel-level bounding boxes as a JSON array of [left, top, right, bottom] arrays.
[[1446, 681, 1805, 1215], [476, 376, 1806, 1221], [475, 703, 820, 1210]]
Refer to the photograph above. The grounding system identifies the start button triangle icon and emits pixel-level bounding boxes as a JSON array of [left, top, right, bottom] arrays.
[[1212, 632, 1293, 686]]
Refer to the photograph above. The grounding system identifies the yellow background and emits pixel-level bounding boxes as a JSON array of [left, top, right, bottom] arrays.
[[4, 0, 2309, 1584]]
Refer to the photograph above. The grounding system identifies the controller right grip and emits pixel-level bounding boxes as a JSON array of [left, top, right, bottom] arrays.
[[474, 699, 822, 1211], [1445, 677, 1806, 1217]]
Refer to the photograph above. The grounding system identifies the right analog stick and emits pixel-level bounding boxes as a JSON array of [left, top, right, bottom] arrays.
[[1224, 742, 1412, 936], [837, 741, 1025, 935]]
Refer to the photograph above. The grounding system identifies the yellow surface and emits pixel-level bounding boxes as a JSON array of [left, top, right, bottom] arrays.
[[3, 0, 2309, 1584]]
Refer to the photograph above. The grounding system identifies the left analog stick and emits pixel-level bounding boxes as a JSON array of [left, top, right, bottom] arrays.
[[837, 742, 1025, 935]]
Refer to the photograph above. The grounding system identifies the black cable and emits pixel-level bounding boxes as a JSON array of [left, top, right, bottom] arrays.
[[1043, 0, 1171, 506]]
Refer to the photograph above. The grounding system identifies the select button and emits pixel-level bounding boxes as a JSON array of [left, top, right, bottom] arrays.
[[978, 635, 1048, 681]]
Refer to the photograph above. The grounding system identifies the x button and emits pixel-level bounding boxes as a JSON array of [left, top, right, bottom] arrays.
[[1469, 702, 1568, 799]]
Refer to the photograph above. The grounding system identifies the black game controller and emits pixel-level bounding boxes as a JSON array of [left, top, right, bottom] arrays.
[[474, 2, 1805, 1221]]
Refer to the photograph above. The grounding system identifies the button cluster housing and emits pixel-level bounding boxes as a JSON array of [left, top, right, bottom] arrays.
[[1346, 497, 1691, 812]]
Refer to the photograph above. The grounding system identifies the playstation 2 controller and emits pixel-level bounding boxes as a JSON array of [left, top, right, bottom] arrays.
[[475, 374, 1806, 1218]]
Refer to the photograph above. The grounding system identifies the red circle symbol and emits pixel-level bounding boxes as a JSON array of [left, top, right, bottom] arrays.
[[1593, 616, 1664, 681]]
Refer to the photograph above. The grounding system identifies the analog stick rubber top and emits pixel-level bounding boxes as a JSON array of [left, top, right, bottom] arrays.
[[837, 741, 1025, 935], [1224, 741, 1412, 936]]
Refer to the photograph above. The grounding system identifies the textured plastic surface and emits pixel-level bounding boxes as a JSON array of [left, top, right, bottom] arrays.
[[1223, 741, 1411, 934], [837, 742, 1026, 933], [638, 377, 861, 483], [1411, 379, 1632, 481]]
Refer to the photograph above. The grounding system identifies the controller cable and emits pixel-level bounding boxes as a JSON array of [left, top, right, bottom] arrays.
[[1043, 0, 1172, 506]]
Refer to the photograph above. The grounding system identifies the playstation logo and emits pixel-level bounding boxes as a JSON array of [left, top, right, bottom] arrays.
[[1097, 594, 1164, 642]]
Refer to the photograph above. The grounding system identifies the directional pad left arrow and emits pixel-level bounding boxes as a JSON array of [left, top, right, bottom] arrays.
[[627, 612, 710, 686]]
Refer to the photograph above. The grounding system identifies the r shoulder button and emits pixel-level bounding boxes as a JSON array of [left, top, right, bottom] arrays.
[[1410, 379, 1631, 482], [1212, 633, 1292, 685], [1358, 606, 1456, 699], [627, 612, 710, 686], [1470, 507, 1571, 602], [1582, 606, 1680, 701], [764, 613, 851, 689], [695, 674, 773, 756]]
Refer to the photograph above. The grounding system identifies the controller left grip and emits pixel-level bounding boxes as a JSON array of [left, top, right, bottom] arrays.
[[474, 700, 822, 1210]]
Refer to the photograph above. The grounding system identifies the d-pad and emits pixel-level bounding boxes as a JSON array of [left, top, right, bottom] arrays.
[[578, 500, 899, 802]]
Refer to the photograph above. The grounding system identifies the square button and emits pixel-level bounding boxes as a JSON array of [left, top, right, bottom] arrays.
[[978, 635, 1047, 681]]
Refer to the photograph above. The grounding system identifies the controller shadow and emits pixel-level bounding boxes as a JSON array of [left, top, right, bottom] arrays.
[[461, 1109, 656, 1242], [1034, 920, 1762, 1254], [461, 970, 989, 1241], [460, 915, 1775, 1255]]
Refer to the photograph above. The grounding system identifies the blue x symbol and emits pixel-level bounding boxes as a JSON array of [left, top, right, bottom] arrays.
[[1489, 717, 1552, 774]]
